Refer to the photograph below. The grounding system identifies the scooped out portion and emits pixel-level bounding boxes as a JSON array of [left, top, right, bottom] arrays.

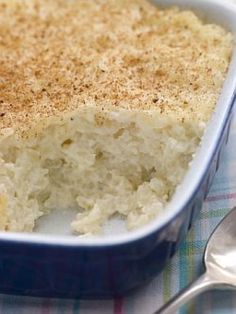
[[0, 0, 233, 234], [0, 109, 205, 234]]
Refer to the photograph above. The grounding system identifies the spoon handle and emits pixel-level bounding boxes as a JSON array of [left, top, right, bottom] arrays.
[[154, 272, 217, 314]]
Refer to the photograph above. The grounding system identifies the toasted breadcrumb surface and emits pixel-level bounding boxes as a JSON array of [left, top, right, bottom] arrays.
[[0, 0, 233, 234], [0, 0, 233, 136]]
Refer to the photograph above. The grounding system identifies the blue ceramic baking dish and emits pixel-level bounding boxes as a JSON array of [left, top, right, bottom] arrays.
[[0, 0, 236, 299]]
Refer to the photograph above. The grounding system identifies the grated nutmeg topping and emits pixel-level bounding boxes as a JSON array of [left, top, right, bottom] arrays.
[[0, 0, 233, 134]]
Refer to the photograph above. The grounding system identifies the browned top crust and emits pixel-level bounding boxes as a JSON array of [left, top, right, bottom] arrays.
[[0, 0, 233, 133]]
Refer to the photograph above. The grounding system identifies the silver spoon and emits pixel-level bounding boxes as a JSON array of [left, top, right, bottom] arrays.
[[154, 206, 236, 314]]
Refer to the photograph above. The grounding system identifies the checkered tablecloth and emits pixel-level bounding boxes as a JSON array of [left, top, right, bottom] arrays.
[[0, 117, 235, 314]]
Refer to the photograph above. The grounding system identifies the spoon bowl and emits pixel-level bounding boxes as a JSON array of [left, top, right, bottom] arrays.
[[155, 207, 236, 314], [205, 207, 236, 286]]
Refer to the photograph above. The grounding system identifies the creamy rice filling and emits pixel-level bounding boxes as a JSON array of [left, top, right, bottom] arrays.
[[0, 110, 203, 234]]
